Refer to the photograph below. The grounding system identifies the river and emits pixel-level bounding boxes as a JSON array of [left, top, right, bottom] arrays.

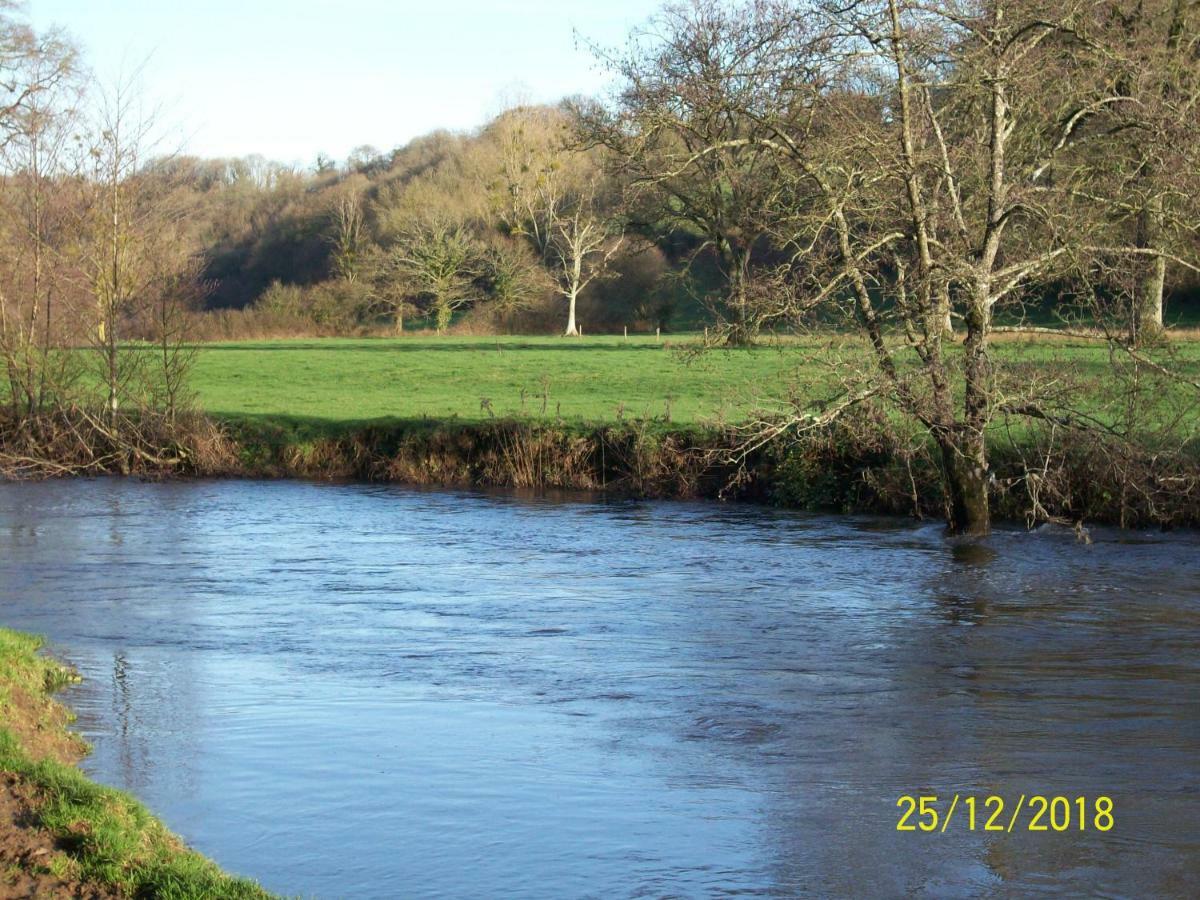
[[0, 479, 1197, 897]]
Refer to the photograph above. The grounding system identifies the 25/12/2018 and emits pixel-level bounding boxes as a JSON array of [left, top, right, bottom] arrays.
[[896, 795, 1114, 833]]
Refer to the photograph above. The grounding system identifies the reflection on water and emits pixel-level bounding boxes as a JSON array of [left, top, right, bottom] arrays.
[[0, 479, 1198, 898]]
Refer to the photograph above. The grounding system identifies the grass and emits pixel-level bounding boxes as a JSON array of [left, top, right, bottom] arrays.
[[0, 628, 273, 899], [189, 332, 1200, 433], [191, 334, 799, 429]]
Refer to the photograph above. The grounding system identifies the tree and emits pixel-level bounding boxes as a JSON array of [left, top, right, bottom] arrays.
[[573, 0, 794, 344], [327, 179, 368, 283], [84, 74, 197, 425], [146, 261, 201, 424], [389, 221, 479, 333], [548, 181, 623, 335], [1084, 0, 1200, 342], [684, 0, 1198, 534], [480, 235, 549, 325], [488, 104, 572, 260], [0, 18, 82, 420]]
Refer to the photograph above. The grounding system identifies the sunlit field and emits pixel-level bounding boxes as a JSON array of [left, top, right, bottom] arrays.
[[190, 333, 1200, 430]]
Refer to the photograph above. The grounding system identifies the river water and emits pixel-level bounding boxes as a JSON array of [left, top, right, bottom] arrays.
[[0, 479, 1197, 897]]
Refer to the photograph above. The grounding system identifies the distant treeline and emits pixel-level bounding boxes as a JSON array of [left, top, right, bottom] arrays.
[[163, 111, 705, 338]]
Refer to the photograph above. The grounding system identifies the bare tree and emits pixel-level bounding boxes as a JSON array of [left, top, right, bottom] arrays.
[[489, 104, 571, 260], [654, 0, 1200, 533], [83, 73, 198, 426], [328, 179, 368, 282], [1083, 0, 1200, 342], [0, 20, 82, 420], [574, 0, 797, 344], [146, 260, 201, 424], [480, 235, 549, 326], [548, 181, 623, 335]]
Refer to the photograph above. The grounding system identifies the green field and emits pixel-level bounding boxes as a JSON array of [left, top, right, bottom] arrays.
[[190, 334, 1200, 433], [192, 334, 807, 428]]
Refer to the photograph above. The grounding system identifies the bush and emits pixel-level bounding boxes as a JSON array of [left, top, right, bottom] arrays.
[[253, 278, 375, 332]]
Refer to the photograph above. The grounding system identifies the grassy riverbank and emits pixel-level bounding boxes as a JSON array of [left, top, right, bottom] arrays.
[[179, 333, 1198, 529], [192, 333, 795, 427], [0, 628, 271, 899], [3, 333, 1198, 527]]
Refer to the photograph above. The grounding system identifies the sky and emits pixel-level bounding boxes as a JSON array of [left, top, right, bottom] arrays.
[[27, 0, 657, 166]]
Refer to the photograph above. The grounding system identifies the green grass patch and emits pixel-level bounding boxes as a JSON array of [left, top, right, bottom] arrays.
[[188, 333, 1200, 433], [0, 629, 79, 715], [190, 334, 804, 428]]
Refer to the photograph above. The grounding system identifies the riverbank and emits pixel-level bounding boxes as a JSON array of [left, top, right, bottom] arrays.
[[2, 408, 1198, 529], [211, 413, 1200, 530], [2, 334, 1198, 528], [0, 628, 270, 899]]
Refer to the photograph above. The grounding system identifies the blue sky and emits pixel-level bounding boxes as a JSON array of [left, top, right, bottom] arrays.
[[27, 1, 656, 165]]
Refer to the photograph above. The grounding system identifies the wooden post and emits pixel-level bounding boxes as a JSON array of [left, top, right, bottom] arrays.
[[656, 327, 660, 342], [623, 325, 628, 342]]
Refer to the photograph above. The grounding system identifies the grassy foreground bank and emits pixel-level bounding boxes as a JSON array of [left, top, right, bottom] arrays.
[[0, 628, 271, 899]]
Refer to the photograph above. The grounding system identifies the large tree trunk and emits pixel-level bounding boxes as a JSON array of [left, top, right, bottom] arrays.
[[564, 288, 579, 336], [722, 243, 753, 346], [723, 293, 750, 345], [950, 284, 994, 537], [1134, 252, 1166, 344], [939, 433, 991, 536], [1132, 185, 1166, 345]]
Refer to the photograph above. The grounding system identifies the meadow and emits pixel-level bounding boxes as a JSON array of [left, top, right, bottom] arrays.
[[192, 334, 804, 429], [190, 332, 1200, 432]]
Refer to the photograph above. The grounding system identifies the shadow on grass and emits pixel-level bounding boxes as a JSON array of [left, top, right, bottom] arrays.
[[215, 411, 707, 442], [194, 339, 693, 354]]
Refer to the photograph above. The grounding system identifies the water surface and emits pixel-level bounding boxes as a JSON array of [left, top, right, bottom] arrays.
[[0, 479, 1197, 897]]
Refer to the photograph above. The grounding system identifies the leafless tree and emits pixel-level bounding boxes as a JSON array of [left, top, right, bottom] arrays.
[[328, 179, 368, 283], [490, 105, 571, 261], [480, 235, 550, 324], [387, 220, 480, 333], [81, 72, 200, 427], [635, 0, 1200, 533], [0, 19, 82, 421], [1082, 0, 1200, 342], [574, 0, 800, 344], [548, 180, 624, 335]]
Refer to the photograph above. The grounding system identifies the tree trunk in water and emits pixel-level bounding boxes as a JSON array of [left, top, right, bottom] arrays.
[[564, 289, 579, 336], [939, 435, 990, 536]]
